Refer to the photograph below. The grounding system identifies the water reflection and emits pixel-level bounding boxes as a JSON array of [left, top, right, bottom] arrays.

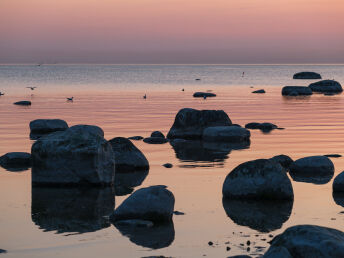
[[170, 140, 250, 168], [114, 170, 149, 196], [289, 171, 334, 185], [114, 221, 175, 249], [222, 198, 293, 233], [31, 187, 115, 234]]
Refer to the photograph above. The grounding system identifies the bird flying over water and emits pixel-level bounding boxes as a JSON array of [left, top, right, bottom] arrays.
[[26, 87, 37, 90]]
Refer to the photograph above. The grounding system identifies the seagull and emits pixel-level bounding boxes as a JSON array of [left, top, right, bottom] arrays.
[[182, 88, 184, 91], [67, 97, 74, 101], [242, 72, 245, 77], [26, 87, 37, 90], [143, 94, 147, 99], [195, 78, 201, 81], [0, 92, 4, 96]]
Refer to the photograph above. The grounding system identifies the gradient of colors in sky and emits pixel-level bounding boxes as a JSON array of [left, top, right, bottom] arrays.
[[1, 0, 343, 64]]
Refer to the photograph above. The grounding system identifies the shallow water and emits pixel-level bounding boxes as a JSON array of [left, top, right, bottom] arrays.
[[0, 64, 344, 257]]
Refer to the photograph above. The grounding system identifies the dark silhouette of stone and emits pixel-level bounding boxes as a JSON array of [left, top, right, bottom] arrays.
[[143, 137, 168, 144], [128, 136, 144, 140], [151, 131, 165, 138], [29, 119, 68, 139], [245, 122, 278, 132], [203, 126, 250, 142], [163, 163, 173, 168], [14, 101, 31, 106], [333, 171, 344, 193], [252, 89, 265, 94], [309, 80, 343, 93], [0, 152, 31, 172], [282, 86, 313, 96], [293, 72, 321, 79], [269, 155, 293, 170], [193, 92, 216, 98]]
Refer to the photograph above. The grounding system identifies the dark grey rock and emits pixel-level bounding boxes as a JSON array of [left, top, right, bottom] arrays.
[[109, 137, 149, 172], [143, 137, 168, 144], [151, 131, 165, 138], [0, 152, 31, 172], [163, 163, 173, 168], [309, 80, 343, 93], [0, 249, 7, 254], [245, 122, 278, 132], [263, 225, 344, 258], [269, 155, 293, 170], [227, 256, 252, 258], [167, 108, 232, 139], [333, 171, 344, 192], [14, 100, 31, 106], [288, 91, 299, 96], [325, 154, 342, 158], [222, 159, 294, 200], [173, 211, 185, 215], [252, 89, 265, 94], [282, 86, 313, 96], [110, 185, 175, 223], [29, 119, 68, 139], [193, 92, 216, 98], [293, 72, 321, 79], [31, 125, 115, 186], [263, 246, 292, 258], [128, 136, 144, 140], [203, 126, 250, 142]]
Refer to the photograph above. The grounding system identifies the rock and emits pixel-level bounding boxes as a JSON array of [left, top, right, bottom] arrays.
[[0, 152, 31, 172], [110, 185, 175, 223], [252, 89, 265, 93], [245, 122, 278, 132], [325, 154, 342, 158], [269, 155, 293, 170], [115, 219, 154, 228], [288, 91, 299, 96], [289, 156, 334, 184], [108, 137, 149, 172], [281, 86, 313, 96], [115, 170, 148, 196], [163, 163, 173, 168], [222, 159, 294, 200], [324, 92, 336, 96], [151, 131, 165, 138], [31, 187, 115, 234], [31, 125, 115, 186], [167, 108, 232, 139], [143, 137, 168, 144], [309, 80, 343, 93], [223, 199, 293, 233], [14, 100, 31, 106], [173, 211, 185, 215], [0, 249, 7, 254], [263, 246, 292, 258], [202, 126, 250, 142], [29, 119, 69, 139], [128, 136, 144, 140], [293, 72, 321, 79], [263, 225, 344, 258], [333, 171, 344, 192], [245, 122, 261, 129], [193, 92, 216, 98]]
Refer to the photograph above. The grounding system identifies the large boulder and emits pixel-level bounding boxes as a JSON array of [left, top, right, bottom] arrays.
[[193, 92, 216, 98], [281, 86, 313, 96], [309, 80, 343, 93], [263, 225, 344, 258], [167, 108, 232, 139], [110, 185, 175, 223], [108, 137, 149, 172], [30, 119, 68, 139], [0, 152, 31, 171], [293, 72, 321, 79], [31, 125, 115, 186], [333, 171, 344, 192], [222, 159, 294, 200], [203, 126, 250, 143]]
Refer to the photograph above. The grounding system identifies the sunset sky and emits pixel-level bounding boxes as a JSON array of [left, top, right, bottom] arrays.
[[1, 0, 343, 64]]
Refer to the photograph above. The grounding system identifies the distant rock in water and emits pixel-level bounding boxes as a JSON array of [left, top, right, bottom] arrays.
[[309, 80, 343, 93], [108, 137, 149, 172], [163, 163, 173, 168], [128, 136, 144, 140], [0, 249, 7, 254], [269, 155, 293, 171], [193, 92, 216, 98], [167, 108, 232, 139], [325, 154, 342, 158], [293, 71, 321, 79], [151, 131, 165, 138], [252, 89, 266, 94], [0, 152, 31, 172], [203, 126, 250, 143], [281, 86, 313, 96], [30, 119, 69, 139], [222, 159, 294, 200], [245, 122, 278, 132], [263, 225, 344, 257], [31, 125, 115, 186], [14, 100, 31, 106], [223, 198, 293, 233]]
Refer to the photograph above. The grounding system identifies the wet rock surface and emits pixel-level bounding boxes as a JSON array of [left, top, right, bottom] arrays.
[[269, 155, 293, 170], [252, 89, 265, 93], [0, 152, 31, 172], [114, 170, 149, 196], [333, 171, 344, 193], [29, 119, 69, 139]]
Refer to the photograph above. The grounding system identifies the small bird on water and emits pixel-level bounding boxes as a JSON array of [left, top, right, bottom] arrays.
[[67, 97, 74, 101], [143, 94, 147, 99], [182, 88, 184, 91], [0, 92, 4, 96], [26, 87, 37, 90]]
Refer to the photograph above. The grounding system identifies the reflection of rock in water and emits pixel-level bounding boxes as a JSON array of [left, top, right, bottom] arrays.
[[114, 170, 149, 196], [32, 187, 115, 234], [289, 171, 333, 185], [333, 192, 344, 208], [170, 140, 250, 167], [114, 221, 174, 249], [222, 198, 293, 233]]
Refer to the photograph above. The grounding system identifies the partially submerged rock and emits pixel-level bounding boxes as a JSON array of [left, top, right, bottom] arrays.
[[281, 86, 313, 96], [108, 137, 149, 172], [0, 152, 31, 172], [29, 119, 69, 139], [14, 100, 31, 106], [163, 163, 173, 168], [245, 122, 278, 132], [309, 80, 343, 93], [151, 131, 165, 138], [193, 92, 216, 98], [143, 137, 168, 144], [110, 185, 175, 223], [167, 108, 232, 139], [31, 125, 115, 186], [128, 136, 144, 141], [252, 89, 265, 94], [263, 225, 344, 257], [203, 126, 250, 142], [333, 171, 344, 193], [222, 159, 294, 200], [293, 71, 321, 79]]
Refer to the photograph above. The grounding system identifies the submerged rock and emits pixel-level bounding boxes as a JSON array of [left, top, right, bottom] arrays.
[[309, 80, 343, 93], [325, 154, 342, 158], [263, 225, 344, 257], [222, 159, 294, 200], [143, 137, 168, 144], [128, 136, 144, 141], [14, 100, 31, 106], [0, 152, 31, 172], [252, 89, 265, 94], [110, 185, 175, 223], [281, 86, 313, 96], [193, 92, 216, 98], [167, 108, 232, 139], [293, 71, 321, 79], [163, 163, 173, 168], [31, 125, 115, 186], [333, 171, 344, 193], [203, 126, 250, 143], [29, 119, 68, 139], [269, 155, 293, 170], [108, 137, 149, 172], [245, 122, 278, 132]]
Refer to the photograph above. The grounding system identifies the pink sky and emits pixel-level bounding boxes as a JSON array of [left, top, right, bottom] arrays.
[[0, 0, 343, 63]]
